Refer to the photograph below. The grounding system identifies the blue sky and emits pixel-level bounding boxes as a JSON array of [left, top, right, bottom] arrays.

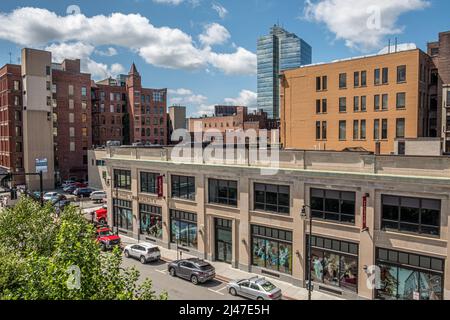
[[0, 0, 449, 116]]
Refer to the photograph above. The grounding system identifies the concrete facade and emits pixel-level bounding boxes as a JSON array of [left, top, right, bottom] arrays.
[[92, 146, 450, 300]]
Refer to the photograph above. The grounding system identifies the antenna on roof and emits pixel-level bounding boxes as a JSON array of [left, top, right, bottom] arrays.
[[8, 52, 12, 64], [395, 37, 398, 53], [388, 39, 391, 54]]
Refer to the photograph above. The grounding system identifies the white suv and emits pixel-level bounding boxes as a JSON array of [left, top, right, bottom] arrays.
[[123, 243, 161, 264]]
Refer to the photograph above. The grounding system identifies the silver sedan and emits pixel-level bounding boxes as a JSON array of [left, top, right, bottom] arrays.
[[227, 277, 282, 300]]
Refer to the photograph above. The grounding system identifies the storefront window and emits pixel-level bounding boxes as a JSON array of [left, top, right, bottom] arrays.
[[381, 195, 441, 236], [113, 199, 133, 231], [251, 225, 292, 275], [170, 210, 197, 249], [376, 248, 443, 300], [307, 235, 359, 293], [139, 204, 162, 239]]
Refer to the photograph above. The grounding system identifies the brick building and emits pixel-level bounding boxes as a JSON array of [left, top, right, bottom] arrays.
[[0, 48, 168, 189], [52, 59, 92, 182], [0, 64, 24, 185], [280, 37, 448, 154], [92, 64, 168, 147]]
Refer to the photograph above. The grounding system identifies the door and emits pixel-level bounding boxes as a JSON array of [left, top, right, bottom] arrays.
[[238, 281, 252, 298], [178, 261, 192, 279], [215, 219, 232, 264]]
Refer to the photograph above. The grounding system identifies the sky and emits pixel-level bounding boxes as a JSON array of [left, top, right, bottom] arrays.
[[0, 0, 449, 117]]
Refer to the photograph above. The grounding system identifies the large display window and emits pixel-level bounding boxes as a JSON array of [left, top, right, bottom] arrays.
[[376, 248, 444, 300], [113, 198, 133, 231], [308, 235, 359, 293], [170, 209, 198, 249], [251, 225, 292, 275], [139, 204, 162, 239]]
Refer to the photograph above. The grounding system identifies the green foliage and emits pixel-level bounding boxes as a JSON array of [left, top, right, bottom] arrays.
[[0, 197, 167, 300]]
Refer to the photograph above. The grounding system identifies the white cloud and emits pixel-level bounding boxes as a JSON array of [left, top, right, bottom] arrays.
[[224, 90, 257, 108], [304, 0, 430, 51], [45, 42, 124, 79], [95, 47, 118, 57], [199, 23, 230, 47], [208, 47, 257, 75], [153, 0, 185, 5], [212, 2, 228, 19], [0, 7, 255, 75], [193, 104, 215, 117], [168, 88, 193, 95]]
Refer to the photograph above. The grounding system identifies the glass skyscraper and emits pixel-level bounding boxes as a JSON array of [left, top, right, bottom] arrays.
[[257, 25, 312, 119]]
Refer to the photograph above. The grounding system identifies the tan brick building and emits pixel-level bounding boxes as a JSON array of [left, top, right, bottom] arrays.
[[280, 48, 436, 154]]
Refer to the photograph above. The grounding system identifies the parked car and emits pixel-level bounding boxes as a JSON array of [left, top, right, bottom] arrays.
[[50, 194, 67, 203], [62, 180, 76, 188], [96, 227, 121, 251], [54, 199, 71, 215], [226, 277, 282, 300], [63, 185, 77, 194], [43, 192, 59, 202], [90, 190, 106, 203], [168, 258, 215, 285], [73, 187, 94, 198], [123, 243, 161, 264]]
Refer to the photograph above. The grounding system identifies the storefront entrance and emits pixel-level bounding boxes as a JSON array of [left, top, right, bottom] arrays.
[[215, 218, 232, 264]]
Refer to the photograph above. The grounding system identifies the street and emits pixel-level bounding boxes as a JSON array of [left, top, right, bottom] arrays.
[[121, 256, 245, 300]]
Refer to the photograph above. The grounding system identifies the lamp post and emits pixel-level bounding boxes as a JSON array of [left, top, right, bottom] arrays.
[[301, 204, 313, 301]]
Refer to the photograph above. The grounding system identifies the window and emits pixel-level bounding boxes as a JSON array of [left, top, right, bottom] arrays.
[[69, 113, 74, 123], [81, 87, 87, 96], [316, 77, 321, 91], [354, 72, 360, 87], [69, 99, 74, 109], [376, 248, 444, 300], [339, 121, 346, 140], [310, 188, 356, 223], [382, 119, 388, 139], [322, 76, 327, 90], [251, 225, 292, 275], [361, 96, 366, 112], [353, 96, 359, 112], [316, 121, 321, 140], [114, 169, 131, 190], [322, 121, 327, 140], [360, 120, 366, 140], [171, 175, 195, 200], [254, 183, 290, 214], [361, 71, 367, 86], [69, 127, 75, 137], [447, 91, 450, 107], [382, 67, 389, 84], [68, 85, 74, 96], [82, 128, 87, 137], [140, 172, 158, 194], [396, 118, 405, 138], [381, 195, 440, 236], [339, 97, 346, 113], [382, 94, 388, 110], [140, 204, 162, 239], [13, 80, 20, 91], [322, 99, 327, 113], [209, 179, 237, 206], [316, 100, 321, 114], [70, 142, 75, 152], [374, 69, 381, 85], [307, 235, 358, 293], [374, 119, 380, 140], [113, 199, 133, 231], [46, 66, 51, 76], [397, 65, 406, 83], [353, 120, 359, 140], [396, 93, 406, 109], [170, 209, 197, 248], [46, 81, 51, 90], [374, 95, 380, 111], [339, 73, 347, 89]]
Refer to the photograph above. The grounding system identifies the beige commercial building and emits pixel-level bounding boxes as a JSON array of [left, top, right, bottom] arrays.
[[280, 47, 436, 155], [91, 146, 450, 300]]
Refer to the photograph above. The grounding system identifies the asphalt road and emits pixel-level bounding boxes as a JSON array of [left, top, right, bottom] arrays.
[[121, 256, 245, 301]]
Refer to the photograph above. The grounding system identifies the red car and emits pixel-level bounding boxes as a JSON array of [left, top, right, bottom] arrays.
[[96, 227, 121, 251]]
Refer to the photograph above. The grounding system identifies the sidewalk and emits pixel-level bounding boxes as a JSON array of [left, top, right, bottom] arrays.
[[120, 235, 343, 301]]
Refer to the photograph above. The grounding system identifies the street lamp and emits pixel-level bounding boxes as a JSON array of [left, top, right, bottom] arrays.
[[301, 204, 313, 301]]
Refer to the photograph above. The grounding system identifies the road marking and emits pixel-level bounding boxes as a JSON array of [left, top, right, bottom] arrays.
[[208, 288, 225, 296], [156, 269, 167, 275], [216, 286, 228, 293]]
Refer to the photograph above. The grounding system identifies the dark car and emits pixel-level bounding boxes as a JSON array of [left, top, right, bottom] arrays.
[[73, 187, 94, 198], [168, 258, 215, 285]]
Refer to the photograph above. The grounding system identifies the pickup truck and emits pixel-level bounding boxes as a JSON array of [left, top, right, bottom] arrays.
[[96, 227, 121, 251], [92, 207, 108, 225]]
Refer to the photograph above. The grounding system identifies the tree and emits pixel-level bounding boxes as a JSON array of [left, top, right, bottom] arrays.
[[0, 197, 167, 300]]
